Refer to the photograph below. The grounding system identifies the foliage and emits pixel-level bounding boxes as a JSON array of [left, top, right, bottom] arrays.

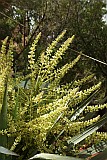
[[1, 0, 106, 58], [0, 32, 107, 160], [1, 0, 107, 97]]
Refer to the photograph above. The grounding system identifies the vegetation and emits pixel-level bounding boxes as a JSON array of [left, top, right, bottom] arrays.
[[0, 0, 107, 160], [0, 32, 107, 160]]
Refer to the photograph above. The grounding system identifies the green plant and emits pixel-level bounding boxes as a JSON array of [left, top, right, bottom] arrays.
[[0, 31, 107, 160]]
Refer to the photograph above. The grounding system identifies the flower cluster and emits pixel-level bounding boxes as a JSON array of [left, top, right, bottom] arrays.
[[0, 33, 105, 158], [73, 74, 94, 86], [85, 103, 107, 113], [28, 32, 41, 83]]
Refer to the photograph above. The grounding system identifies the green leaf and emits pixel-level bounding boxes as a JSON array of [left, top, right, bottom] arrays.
[[35, 76, 42, 94], [70, 89, 99, 121], [0, 82, 8, 159], [29, 153, 84, 160], [67, 113, 107, 146], [13, 91, 19, 121], [0, 82, 8, 130], [56, 90, 99, 140], [48, 113, 63, 132], [83, 112, 96, 121], [0, 146, 19, 156], [20, 79, 30, 89]]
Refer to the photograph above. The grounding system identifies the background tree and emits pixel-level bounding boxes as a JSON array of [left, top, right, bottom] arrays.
[[0, 0, 107, 97]]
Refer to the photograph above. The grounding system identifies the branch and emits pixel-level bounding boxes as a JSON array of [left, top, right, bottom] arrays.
[[0, 11, 25, 27], [15, 0, 48, 60]]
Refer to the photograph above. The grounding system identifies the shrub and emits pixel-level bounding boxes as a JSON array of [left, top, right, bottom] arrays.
[[0, 31, 107, 159]]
